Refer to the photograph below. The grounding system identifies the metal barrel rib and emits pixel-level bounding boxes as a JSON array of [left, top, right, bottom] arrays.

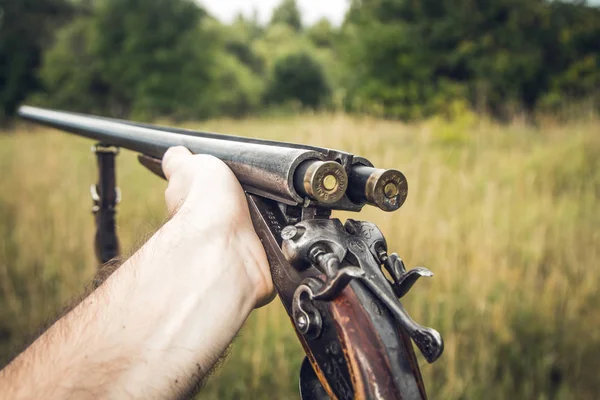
[[18, 106, 322, 206]]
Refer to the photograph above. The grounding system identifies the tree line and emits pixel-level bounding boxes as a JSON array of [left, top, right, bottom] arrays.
[[1, 0, 599, 123]]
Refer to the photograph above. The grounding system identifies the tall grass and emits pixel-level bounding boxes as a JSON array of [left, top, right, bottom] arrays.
[[0, 113, 598, 399]]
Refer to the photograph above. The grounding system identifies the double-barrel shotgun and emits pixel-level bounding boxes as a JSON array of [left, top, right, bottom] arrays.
[[18, 105, 443, 400]]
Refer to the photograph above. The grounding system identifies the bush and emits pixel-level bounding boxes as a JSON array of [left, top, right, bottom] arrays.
[[33, 18, 109, 114], [36, 0, 219, 120], [0, 0, 72, 123], [211, 53, 264, 117], [270, 0, 302, 32], [266, 52, 330, 108]]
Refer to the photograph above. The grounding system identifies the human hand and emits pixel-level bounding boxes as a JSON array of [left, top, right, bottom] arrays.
[[162, 146, 275, 308], [0, 146, 276, 400]]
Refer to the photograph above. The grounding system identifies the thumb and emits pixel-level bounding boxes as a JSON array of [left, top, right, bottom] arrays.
[[162, 146, 192, 180]]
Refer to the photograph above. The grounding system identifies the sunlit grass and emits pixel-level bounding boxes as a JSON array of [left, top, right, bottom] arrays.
[[0, 113, 598, 399]]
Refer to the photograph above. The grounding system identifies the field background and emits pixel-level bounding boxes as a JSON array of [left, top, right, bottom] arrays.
[[0, 113, 599, 399]]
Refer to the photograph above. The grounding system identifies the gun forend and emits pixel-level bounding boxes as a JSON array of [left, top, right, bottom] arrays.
[[18, 106, 408, 212]]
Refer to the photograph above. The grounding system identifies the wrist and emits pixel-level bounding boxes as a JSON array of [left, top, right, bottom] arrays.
[[168, 199, 273, 309], [78, 215, 260, 397], [158, 212, 258, 309]]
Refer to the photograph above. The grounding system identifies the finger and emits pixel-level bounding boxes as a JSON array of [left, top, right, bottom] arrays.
[[162, 146, 192, 180]]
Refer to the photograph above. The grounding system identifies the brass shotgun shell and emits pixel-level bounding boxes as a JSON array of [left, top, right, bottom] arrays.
[[349, 165, 408, 211], [294, 160, 348, 204]]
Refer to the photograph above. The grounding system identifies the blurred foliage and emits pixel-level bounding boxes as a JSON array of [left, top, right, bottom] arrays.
[[34, 0, 218, 120], [270, 0, 302, 32], [307, 18, 335, 48], [0, 0, 72, 123], [341, 0, 600, 119], [1, 0, 599, 121], [211, 52, 264, 117], [266, 51, 330, 108]]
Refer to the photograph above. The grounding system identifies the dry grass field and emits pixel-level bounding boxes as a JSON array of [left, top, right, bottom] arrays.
[[0, 112, 599, 399]]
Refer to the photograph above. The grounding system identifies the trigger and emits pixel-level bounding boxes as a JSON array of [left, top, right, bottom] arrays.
[[383, 253, 433, 299], [394, 267, 433, 299]]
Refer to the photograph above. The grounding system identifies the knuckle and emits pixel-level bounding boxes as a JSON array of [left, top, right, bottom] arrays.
[[163, 146, 183, 163]]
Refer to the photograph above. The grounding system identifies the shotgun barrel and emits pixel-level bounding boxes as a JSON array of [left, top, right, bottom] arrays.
[[18, 106, 408, 212], [19, 106, 341, 207]]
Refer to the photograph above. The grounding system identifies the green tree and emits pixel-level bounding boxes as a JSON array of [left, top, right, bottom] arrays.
[[211, 53, 264, 117], [270, 0, 302, 32], [341, 0, 600, 119], [37, 0, 220, 120], [307, 18, 334, 48], [266, 52, 329, 108], [0, 0, 72, 122], [33, 17, 108, 114], [218, 16, 264, 74], [538, 2, 600, 112], [340, 1, 467, 119], [90, 0, 215, 119]]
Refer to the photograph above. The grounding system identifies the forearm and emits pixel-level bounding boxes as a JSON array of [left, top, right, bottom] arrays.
[[0, 212, 260, 399]]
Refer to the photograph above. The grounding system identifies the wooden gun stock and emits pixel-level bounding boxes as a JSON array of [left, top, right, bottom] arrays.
[[302, 284, 427, 399]]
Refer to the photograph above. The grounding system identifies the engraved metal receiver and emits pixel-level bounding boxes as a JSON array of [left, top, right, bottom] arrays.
[[248, 195, 443, 399]]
